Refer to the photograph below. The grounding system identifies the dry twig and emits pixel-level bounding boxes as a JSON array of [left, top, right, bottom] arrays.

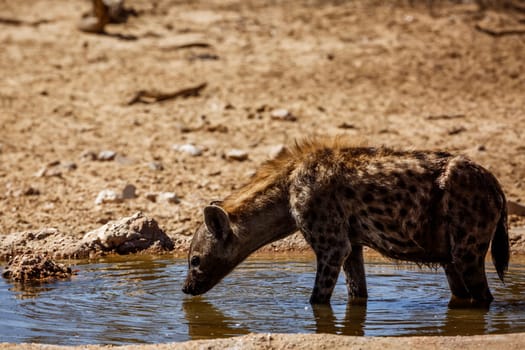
[[426, 114, 465, 120], [475, 23, 525, 36], [126, 83, 207, 105]]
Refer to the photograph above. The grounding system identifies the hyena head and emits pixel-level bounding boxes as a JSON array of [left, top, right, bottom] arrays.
[[182, 205, 239, 296]]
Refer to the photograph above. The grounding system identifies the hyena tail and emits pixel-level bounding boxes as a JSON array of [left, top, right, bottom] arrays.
[[491, 200, 509, 283]]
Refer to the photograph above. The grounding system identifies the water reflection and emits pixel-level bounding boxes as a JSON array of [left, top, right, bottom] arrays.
[[9, 281, 58, 300], [182, 297, 250, 340], [311, 302, 367, 336], [442, 307, 488, 335]]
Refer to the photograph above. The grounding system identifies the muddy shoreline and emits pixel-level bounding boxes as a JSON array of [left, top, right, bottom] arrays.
[[1, 213, 524, 262]]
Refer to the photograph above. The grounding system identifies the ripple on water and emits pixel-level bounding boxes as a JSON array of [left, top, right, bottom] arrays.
[[0, 256, 524, 345]]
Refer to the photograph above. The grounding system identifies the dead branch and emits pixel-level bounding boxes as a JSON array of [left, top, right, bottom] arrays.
[[126, 83, 207, 105], [426, 114, 466, 120], [475, 23, 525, 36], [0, 16, 50, 26]]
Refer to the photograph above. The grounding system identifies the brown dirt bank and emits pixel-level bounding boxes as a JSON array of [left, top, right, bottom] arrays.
[[1, 221, 524, 261], [2, 332, 525, 350]]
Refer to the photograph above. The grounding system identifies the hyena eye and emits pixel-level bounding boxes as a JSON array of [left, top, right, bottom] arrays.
[[190, 256, 200, 267]]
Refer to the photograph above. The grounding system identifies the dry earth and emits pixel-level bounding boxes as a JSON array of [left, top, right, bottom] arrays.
[[1, 333, 525, 350], [1, 0, 525, 349]]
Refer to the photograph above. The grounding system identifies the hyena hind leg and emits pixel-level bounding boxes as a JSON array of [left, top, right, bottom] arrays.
[[445, 252, 493, 308], [343, 244, 368, 301], [443, 262, 471, 307], [461, 256, 493, 306]]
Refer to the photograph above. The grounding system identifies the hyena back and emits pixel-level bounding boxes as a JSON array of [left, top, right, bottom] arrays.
[[182, 138, 509, 307]]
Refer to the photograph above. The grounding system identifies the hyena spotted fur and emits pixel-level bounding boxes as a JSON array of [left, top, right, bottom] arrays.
[[182, 138, 509, 307]]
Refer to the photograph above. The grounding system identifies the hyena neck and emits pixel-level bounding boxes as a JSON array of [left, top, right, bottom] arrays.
[[222, 171, 297, 258]]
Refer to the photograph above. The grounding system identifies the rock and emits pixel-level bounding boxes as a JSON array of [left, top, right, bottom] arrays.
[[145, 192, 158, 202], [35, 161, 78, 178], [0, 214, 174, 260], [172, 143, 203, 156], [96, 184, 138, 204], [80, 150, 97, 161], [80, 212, 174, 254], [13, 186, 40, 197], [2, 253, 73, 282], [63, 162, 78, 170], [95, 189, 122, 205], [224, 149, 249, 161], [97, 150, 117, 161], [121, 184, 137, 199], [148, 161, 164, 171], [158, 192, 180, 204], [338, 122, 356, 129], [0, 228, 75, 261], [35, 166, 62, 178], [270, 108, 297, 122]]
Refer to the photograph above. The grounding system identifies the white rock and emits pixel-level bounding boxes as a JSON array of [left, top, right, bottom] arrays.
[[172, 143, 203, 156], [80, 212, 174, 253], [97, 150, 117, 161], [95, 190, 122, 205], [270, 108, 297, 121], [158, 192, 180, 204], [148, 161, 164, 171], [225, 149, 248, 161]]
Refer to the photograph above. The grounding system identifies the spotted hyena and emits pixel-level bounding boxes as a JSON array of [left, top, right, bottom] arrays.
[[182, 138, 509, 307]]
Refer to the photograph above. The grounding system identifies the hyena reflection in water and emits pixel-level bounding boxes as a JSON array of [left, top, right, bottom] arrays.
[[182, 138, 509, 307]]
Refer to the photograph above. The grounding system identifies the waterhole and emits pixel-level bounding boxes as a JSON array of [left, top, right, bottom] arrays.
[[1, 255, 524, 345]]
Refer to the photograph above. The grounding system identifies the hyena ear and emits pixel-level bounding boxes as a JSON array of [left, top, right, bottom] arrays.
[[203, 205, 231, 240]]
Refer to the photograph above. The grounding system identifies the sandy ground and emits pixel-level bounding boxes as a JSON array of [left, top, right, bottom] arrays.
[[1, 0, 525, 349], [1, 333, 525, 350]]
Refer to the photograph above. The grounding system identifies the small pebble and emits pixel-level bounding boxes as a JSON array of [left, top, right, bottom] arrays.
[[80, 150, 97, 161], [145, 192, 158, 202], [23, 186, 40, 196], [121, 184, 137, 199], [158, 192, 180, 204], [338, 122, 356, 129], [35, 166, 62, 178], [173, 144, 203, 157], [61, 162, 78, 171], [225, 149, 248, 161], [95, 190, 122, 205], [97, 150, 117, 161], [148, 161, 164, 171], [34, 167, 49, 177], [270, 108, 297, 122]]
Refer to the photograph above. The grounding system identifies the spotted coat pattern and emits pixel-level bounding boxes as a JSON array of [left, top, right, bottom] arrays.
[[182, 138, 509, 307]]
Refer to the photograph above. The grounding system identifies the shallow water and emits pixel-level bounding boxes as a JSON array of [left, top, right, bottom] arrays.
[[0, 255, 524, 345]]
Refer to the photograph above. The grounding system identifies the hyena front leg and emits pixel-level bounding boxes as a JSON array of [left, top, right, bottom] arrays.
[[343, 244, 368, 300], [309, 238, 351, 304]]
